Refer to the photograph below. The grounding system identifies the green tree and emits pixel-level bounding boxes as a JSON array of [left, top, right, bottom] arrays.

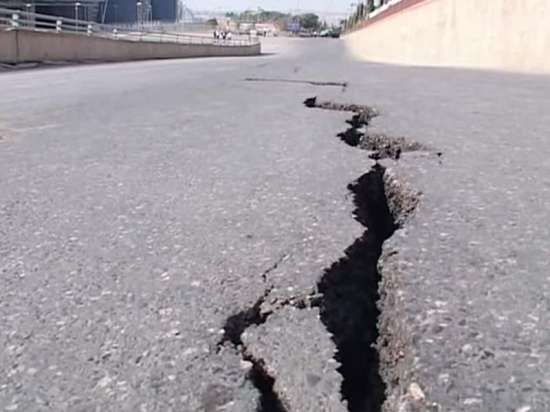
[[298, 13, 320, 30]]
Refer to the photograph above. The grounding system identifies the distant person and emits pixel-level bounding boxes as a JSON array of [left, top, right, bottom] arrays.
[[226, 32, 232, 40], [222, 31, 227, 40], [213, 30, 217, 39]]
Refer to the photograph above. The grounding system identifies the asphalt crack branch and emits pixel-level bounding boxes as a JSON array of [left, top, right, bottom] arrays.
[[304, 96, 377, 116], [266, 292, 323, 312], [219, 288, 272, 348], [245, 351, 289, 412], [245, 77, 348, 91], [261, 253, 290, 282], [218, 287, 289, 412]]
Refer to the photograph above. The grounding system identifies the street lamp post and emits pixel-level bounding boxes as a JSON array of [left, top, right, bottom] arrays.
[[25, 3, 32, 27], [75, 2, 81, 32], [136, 1, 142, 31]]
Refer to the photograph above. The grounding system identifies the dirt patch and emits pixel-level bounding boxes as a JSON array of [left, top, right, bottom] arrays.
[[361, 133, 428, 160]]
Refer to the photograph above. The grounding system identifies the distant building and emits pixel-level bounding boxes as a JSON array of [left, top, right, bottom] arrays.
[[151, 0, 177, 22], [1, 0, 178, 24], [1, 0, 105, 21], [103, 0, 142, 23], [216, 17, 238, 32], [238, 22, 253, 34], [255, 22, 278, 36], [103, 0, 177, 23]]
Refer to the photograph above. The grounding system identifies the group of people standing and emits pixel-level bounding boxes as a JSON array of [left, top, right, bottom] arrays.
[[213, 30, 232, 41]]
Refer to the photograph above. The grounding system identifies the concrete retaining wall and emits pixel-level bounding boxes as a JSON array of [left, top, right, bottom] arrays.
[[0, 30, 261, 64], [345, 0, 550, 74], [0, 31, 17, 63]]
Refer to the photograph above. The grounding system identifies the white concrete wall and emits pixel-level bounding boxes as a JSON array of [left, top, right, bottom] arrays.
[[0, 30, 260, 64], [345, 0, 550, 74], [0, 31, 17, 63]]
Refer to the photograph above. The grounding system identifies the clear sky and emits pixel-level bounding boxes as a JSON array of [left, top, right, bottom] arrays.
[[184, 0, 350, 14]]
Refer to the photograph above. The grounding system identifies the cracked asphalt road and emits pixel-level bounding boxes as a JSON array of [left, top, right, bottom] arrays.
[[1, 38, 550, 412], [0, 39, 369, 411]]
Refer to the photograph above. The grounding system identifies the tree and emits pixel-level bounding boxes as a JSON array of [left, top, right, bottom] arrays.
[[206, 18, 218, 27], [298, 13, 319, 30]]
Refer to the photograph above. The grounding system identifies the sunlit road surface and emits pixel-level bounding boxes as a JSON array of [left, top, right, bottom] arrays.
[[1, 38, 549, 411]]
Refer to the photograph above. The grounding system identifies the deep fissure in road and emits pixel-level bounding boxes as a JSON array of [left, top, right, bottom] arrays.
[[218, 98, 421, 411], [304, 97, 422, 411], [316, 165, 397, 412]]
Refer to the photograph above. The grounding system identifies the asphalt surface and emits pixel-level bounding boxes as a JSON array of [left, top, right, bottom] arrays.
[[1, 38, 549, 412]]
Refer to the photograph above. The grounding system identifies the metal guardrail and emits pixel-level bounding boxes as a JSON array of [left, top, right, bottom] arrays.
[[0, 7, 259, 47]]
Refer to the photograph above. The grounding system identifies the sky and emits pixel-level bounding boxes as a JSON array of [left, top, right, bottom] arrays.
[[184, 0, 351, 14]]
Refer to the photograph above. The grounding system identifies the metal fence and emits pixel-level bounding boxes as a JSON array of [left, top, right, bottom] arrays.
[[0, 7, 259, 47]]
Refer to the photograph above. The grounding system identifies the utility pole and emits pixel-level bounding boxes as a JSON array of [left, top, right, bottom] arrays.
[[137, 1, 142, 30], [102, 0, 109, 23]]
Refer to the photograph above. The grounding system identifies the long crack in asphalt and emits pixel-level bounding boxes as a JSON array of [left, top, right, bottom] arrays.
[[304, 96, 428, 160], [304, 97, 425, 411], [245, 77, 348, 91], [218, 97, 427, 411]]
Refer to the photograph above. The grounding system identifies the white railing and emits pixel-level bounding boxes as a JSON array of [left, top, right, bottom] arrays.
[[0, 7, 259, 47], [368, 0, 405, 19]]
